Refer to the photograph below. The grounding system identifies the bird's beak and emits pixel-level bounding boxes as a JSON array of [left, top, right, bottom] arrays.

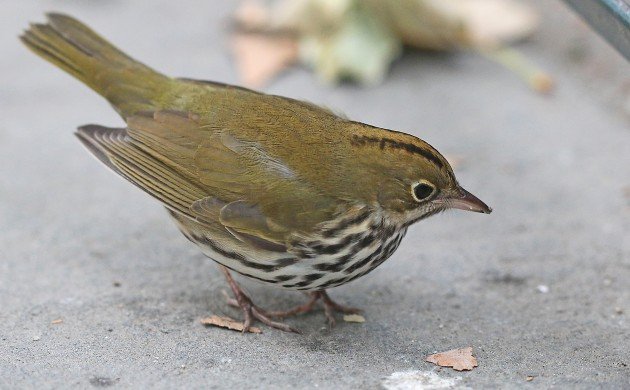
[[436, 187, 492, 214]]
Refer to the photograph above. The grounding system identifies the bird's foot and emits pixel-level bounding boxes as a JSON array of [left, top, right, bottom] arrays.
[[220, 267, 300, 334], [238, 290, 361, 328], [318, 290, 361, 327], [316, 290, 361, 327]]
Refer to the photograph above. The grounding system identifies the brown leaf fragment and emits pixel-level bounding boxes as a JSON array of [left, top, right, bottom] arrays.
[[200, 315, 262, 334], [426, 346, 478, 371], [51, 319, 63, 324], [343, 314, 366, 323], [231, 33, 299, 88]]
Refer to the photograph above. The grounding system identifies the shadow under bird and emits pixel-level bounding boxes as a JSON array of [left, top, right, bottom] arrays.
[[21, 14, 491, 333]]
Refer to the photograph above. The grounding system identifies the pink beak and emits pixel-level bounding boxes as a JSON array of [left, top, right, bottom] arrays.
[[445, 187, 492, 214]]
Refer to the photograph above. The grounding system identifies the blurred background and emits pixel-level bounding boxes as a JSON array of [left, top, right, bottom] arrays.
[[1, 0, 628, 388]]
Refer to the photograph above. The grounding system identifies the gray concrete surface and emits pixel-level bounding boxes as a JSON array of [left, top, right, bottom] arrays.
[[1, 1, 628, 388]]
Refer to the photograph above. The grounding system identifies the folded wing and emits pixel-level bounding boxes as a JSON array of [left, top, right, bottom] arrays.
[[76, 110, 347, 251]]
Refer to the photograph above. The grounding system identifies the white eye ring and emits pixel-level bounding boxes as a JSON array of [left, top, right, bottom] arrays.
[[411, 180, 437, 202]]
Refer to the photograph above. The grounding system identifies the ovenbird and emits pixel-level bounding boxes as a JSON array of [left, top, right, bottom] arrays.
[[21, 14, 491, 333]]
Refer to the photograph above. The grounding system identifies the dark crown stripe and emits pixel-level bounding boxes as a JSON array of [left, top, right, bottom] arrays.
[[350, 134, 445, 169]]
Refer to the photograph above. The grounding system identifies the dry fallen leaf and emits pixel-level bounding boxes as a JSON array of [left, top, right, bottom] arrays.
[[343, 314, 366, 323], [426, 346, 478, 371], [232, 0, 552, 92], [231, 33, 299, 88], [300, 3, 401, 85], [200, 315, 262, 334]]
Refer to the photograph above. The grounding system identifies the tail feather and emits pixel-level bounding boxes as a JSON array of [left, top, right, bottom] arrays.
[[46, 13, 136, 65], [21, 13, 170, 117], [21, 23, 87, 82]]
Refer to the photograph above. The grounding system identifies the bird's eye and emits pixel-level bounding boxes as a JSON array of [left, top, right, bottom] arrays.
[[412, 181, 436, 202]]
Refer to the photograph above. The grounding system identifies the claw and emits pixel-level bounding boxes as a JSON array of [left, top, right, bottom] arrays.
[[322, 302, 336, 329]]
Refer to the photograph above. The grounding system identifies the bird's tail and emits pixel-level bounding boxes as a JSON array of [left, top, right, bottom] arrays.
[[20, 13, 170, 117]]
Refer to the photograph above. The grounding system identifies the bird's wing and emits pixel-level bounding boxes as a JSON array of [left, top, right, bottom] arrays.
[[76, 124, 207, 219], [76, 110, 349, 251]]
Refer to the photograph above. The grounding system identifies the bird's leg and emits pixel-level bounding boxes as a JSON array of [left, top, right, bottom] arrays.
[[262, 292, 321, 318], [232, 289, 362, 328], [219, 266, 300, 333]]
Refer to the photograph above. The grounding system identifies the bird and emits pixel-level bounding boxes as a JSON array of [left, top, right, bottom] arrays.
[[21, 13, 491, 333]]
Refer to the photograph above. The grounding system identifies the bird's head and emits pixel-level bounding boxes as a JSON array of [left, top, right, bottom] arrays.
[[348, 125, 492, 226]]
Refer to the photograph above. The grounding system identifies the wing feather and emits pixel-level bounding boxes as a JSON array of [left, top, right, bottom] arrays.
[[76, 125, 205, 218], [77, 110, 355, 252]]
